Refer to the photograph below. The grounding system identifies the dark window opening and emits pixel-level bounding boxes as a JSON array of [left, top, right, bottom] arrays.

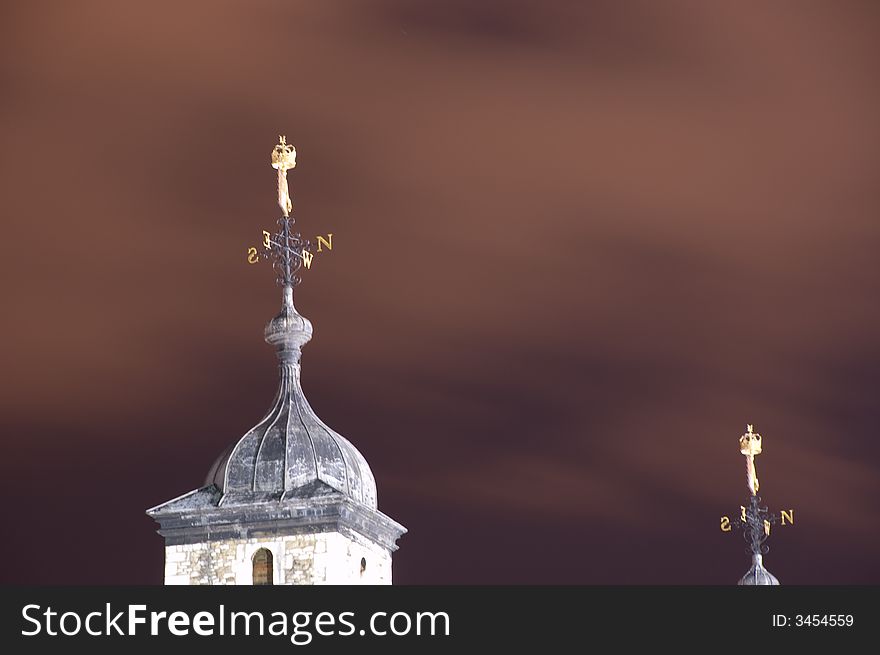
[[253, 548, 273, 585]]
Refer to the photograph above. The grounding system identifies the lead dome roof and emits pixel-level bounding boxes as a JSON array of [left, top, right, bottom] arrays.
[[205, 290, 377, 508]]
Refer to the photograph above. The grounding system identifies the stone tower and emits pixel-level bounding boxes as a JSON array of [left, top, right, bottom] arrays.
[[146, 138, 406, 585]]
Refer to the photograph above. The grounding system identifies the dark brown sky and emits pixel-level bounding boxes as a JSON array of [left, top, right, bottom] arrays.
[[1, 1, 879, 584]]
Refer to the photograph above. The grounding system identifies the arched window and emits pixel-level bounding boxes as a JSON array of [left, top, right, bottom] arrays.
[[252, 548, 273, 585]]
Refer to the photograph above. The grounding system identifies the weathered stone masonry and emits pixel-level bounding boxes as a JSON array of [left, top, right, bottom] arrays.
[[164, 533, 391, 586]]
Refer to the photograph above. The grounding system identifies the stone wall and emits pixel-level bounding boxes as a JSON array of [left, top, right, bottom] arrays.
[[164, 531, 392, 585]]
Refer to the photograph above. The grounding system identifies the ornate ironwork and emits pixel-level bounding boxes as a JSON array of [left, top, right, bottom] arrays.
[[734, 493, 783, 556], [262, 216, 313, 288]]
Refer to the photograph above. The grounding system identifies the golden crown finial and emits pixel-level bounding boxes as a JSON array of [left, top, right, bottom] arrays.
[[740, 423, 762, 495], [271, 135, 296, 216], [740, 424, 762, 456], [272, 135, 297, 172]]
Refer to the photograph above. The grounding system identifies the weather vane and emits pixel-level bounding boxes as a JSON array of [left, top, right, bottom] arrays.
[[246, 136, 334, 284], [719, 424, 795, 585]]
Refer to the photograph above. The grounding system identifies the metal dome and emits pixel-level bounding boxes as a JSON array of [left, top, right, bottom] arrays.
[[205, 288, 377, 509]]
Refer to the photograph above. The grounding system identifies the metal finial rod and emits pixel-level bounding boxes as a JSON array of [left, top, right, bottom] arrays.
[[738, 424, 767, 553], [742, 494, 773, 555]]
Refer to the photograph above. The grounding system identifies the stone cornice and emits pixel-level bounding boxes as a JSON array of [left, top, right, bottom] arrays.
[[149, 491, 406, 552]]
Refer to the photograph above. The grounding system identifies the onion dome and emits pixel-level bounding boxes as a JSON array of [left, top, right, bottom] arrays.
[[205, 286, 377, 508]]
